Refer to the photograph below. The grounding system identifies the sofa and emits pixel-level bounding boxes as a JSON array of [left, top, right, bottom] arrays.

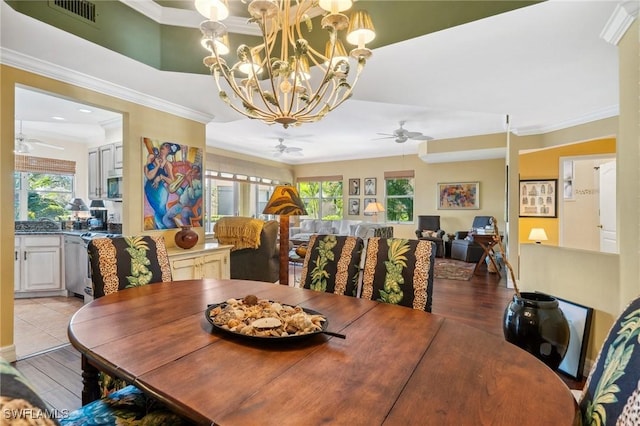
[[450, 216, 494, 262], [216, 218, 280, 283], [290, 219, 393, 244]]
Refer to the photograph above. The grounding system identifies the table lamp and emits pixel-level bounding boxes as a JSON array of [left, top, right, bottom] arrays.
[[528, 228, 548, 244], [66, 198, 89, 217], [364, 201, 385, 222], [262, 185, 308, 286]]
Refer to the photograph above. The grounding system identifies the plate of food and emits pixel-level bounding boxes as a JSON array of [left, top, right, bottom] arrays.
[[205, 295, 345, 340]]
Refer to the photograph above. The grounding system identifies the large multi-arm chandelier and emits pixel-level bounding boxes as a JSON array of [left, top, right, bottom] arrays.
[[195, 0, 375, 128]]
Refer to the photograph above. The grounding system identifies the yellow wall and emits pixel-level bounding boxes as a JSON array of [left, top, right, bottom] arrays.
[[0, 65, 205, 360], [518, 138, 616, 245], [293, 153, 507, 239]]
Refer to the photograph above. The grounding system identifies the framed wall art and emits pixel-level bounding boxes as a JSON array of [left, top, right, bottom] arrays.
[[537, 292, 593, 380], [364, 178, 376, 196], [437, 182, 479, 210], [348, 178, 360, 195], [519, 179, 557, 218], [348, 198, 360, 215], [142, 137, 203, 230]]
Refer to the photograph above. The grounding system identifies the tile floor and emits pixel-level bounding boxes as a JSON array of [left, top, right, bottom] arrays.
[[14, 296, 85, 360]]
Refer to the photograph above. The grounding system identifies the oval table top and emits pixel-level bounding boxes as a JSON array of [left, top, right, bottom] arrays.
[[68, 279, 579, 425]]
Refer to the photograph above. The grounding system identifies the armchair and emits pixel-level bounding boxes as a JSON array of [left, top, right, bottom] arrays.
[[450, 216, 493, 262], [415, 215, 445, 257], [227, 219, 280, 283]]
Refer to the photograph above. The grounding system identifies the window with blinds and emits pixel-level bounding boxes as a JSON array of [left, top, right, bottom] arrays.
[[14, 155, 76, 221]]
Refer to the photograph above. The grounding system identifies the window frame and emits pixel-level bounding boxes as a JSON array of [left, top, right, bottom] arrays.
[[384, 176, 415, 224]]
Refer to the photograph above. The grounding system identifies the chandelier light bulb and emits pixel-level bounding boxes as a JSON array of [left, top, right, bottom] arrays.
[[195, 0, 229, 21], [318, 0, 353, 14]]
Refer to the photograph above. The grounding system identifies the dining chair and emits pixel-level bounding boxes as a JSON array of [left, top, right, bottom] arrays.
[[361, 237, 436, 312], [88, 235, 172, 298], [299, 234, 364, 297], [0, 355, 189, 426], [87, 235, 172, 397], [574, 294, 640, 425]]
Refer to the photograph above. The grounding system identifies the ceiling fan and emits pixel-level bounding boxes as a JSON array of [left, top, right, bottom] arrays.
[[14, 121, 64, 153], [272, 138, 303, 157], [375, 120, 433, 143]]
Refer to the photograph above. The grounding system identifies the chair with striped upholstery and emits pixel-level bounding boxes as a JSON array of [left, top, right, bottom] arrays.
[[361, 237, 436, 312], [299, 234, 364, 297]]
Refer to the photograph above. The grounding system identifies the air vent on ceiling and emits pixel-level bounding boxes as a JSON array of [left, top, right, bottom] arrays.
[[51, 0, 96, 23]]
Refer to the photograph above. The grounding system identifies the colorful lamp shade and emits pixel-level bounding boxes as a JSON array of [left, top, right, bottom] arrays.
[[262, 186, 308, 216], [263, 185, 308, 286]]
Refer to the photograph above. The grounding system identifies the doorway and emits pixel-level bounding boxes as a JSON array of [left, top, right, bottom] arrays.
[[559, 155, 616, 252], [13, 86, 123, 358]]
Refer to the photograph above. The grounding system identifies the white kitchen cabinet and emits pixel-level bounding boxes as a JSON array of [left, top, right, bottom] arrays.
[[15, 235, 65, 298], [114, 143, 123, 169], [88, 143, 116, 199], [168, 243, 231, 281]]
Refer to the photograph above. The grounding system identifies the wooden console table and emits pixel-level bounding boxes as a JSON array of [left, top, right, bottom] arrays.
[[471, 233, 502, 277]]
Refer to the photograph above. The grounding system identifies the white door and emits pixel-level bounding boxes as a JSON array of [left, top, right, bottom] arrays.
[[599, 160, 617, 253]]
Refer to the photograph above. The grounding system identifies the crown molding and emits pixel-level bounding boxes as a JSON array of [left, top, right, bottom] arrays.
[[1, 48, 214, 124], [119, 0, 261, 36], [512, 105, 619, 136], [600, 1, 639, 45]]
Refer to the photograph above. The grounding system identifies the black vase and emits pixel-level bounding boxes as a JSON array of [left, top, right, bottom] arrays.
[[503, 292, 570, 370]]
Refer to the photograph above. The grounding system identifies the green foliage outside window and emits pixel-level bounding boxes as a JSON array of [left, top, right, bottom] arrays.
[[386, 178, 414, 223], [299, 180, 343, 219], [14, 172, 73, 221]]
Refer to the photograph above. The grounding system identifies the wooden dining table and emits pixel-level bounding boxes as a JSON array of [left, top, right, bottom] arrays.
[[68, 279, 579, 425]]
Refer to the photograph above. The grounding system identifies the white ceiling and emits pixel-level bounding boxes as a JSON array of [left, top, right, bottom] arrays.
[[1, 0, 622, 164]]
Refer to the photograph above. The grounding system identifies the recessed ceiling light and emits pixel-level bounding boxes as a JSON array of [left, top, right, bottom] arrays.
[[51, 116, 65, 120], [78, 108, 92, 113]]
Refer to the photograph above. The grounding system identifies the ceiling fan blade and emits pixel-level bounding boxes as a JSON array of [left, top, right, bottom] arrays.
[[285, 147, 302, 153], [405, 131, 422, 138], [376, 132, 394, 137]]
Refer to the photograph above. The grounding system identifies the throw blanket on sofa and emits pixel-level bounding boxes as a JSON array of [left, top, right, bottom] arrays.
[[214, 217, 264, 251]]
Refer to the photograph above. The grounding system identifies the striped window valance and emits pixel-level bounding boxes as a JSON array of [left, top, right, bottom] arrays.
[[384, 170, 415, 178], [15, 155, 76, 174]]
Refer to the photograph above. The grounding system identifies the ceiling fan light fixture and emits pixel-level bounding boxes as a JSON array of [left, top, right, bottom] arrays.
[[198, 0, 374, 128]]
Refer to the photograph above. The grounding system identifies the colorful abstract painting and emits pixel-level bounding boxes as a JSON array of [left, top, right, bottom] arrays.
[[142, 137, 203, 230]]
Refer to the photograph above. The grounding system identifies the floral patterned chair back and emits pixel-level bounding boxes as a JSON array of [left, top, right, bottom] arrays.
[[299, 234, 364, 297], [361, 238, 436, 312], [578, 295, 640, 425], [88, 235, 172, 298]]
